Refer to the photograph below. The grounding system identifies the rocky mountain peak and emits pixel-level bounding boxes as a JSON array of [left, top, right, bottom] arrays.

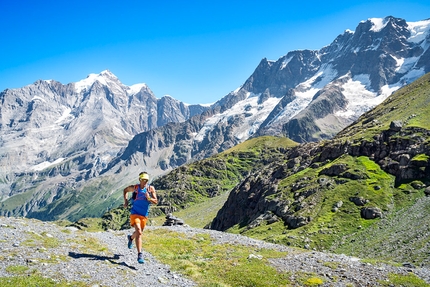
[[74, 69, 125, 94], [0, 70, 210, 218]]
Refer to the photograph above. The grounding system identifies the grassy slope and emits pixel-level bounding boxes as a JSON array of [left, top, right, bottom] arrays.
[[150, 136, 299, 225]]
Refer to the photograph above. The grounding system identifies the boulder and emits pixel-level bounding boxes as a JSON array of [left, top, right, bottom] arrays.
[[332, 201, 343, 212], [286, 215, 309, 229], [349, 197, 369, 206], [425, 186, 430, 197], [411, 181, 425, 189], [162, 213, 185, 226], [319, 164, 348, 177], [389, 120, 403, 132], [360, 207, 382, 219]]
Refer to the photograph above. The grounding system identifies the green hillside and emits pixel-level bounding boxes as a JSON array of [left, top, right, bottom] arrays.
[[153, 136, 298, 211]]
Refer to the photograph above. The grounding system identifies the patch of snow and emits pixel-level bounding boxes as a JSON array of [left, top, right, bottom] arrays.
[[335, 77, 378, 118], [345, 29, 354, 34], [407, 19, 430, 43], [194, 93, 281, 142], [278, 88, 319, 123], [393, 56, 405, 72], [270, 64, 338, 125], [369, 18, 387, 33], [128, 83, 147, 95], [199, 102, 214, 107], [297, 64, 338, 91], [55, 107, 73, 124], [75, 73, 108, 93], [394, 56, 419, 73], [248, 92, 260, 99], [380, 83, 402, 98], [194, 115, 223, 143], [31, 158, 65, 171], [233, 86, 242, 94], [280, 56, 293, 70], [336, 76, 404, 120], [100, 70, 114, 77], [234, 97, 281, 140], [296, 88, 319, 101], [31, 96, 46, 102], [100, 154, 112, 163], [370, 41, 381, 51], [74, 70, 126, 94]]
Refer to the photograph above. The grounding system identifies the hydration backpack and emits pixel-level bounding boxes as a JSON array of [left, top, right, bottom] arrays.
[[132, 184, 150, 200]]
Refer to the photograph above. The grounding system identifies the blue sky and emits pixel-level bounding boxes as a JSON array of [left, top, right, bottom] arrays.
[[1, 1, 429, 104]]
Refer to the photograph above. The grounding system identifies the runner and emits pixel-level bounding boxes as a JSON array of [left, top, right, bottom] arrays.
[[123, 172, 158, 263]]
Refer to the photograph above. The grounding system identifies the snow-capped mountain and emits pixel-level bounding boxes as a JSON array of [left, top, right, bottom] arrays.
[[111, 16, 430, 171], [243, 16, 430, 141], [0, 70, 208, 218], [1, 16, 429, 221], [0, 70, 207, 174]]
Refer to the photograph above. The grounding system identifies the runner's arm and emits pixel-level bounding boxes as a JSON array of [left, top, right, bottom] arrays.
[[146, 186, 158, 205], [123, 185, 135, 208]]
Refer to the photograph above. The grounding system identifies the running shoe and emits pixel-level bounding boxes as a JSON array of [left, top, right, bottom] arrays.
[[127, 234, 133, 249], [137, 252, 144, 264]]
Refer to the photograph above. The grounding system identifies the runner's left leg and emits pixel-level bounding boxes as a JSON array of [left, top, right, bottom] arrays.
[[133, 218, 143, 253]]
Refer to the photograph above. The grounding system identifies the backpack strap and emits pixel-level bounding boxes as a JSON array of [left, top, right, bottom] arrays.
[[132, 184, 139, 200]]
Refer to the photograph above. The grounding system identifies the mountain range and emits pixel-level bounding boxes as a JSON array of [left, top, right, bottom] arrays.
[[1, 16, 430, 221], [94, 69, 430, 270], [85, 70, 430, 270]]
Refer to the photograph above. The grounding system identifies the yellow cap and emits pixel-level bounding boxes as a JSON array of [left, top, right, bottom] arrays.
[[139, 173, 149, 181]]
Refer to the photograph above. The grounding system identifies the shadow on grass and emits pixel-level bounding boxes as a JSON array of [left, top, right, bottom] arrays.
[[68, 252, 137, 270]]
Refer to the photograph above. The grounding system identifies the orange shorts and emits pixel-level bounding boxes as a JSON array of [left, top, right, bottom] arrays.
[[130, 214, 148, 229]]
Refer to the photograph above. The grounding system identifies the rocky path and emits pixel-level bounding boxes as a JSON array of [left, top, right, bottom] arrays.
[[1, 217, 429, 286], [0, 217, 194, 287]]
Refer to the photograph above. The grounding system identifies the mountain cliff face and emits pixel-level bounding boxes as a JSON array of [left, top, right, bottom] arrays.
[[0, 70, 207, 175], [1, 16, 429, 221], [0, 70, 208, 218], [251, 16, 430, 140]]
